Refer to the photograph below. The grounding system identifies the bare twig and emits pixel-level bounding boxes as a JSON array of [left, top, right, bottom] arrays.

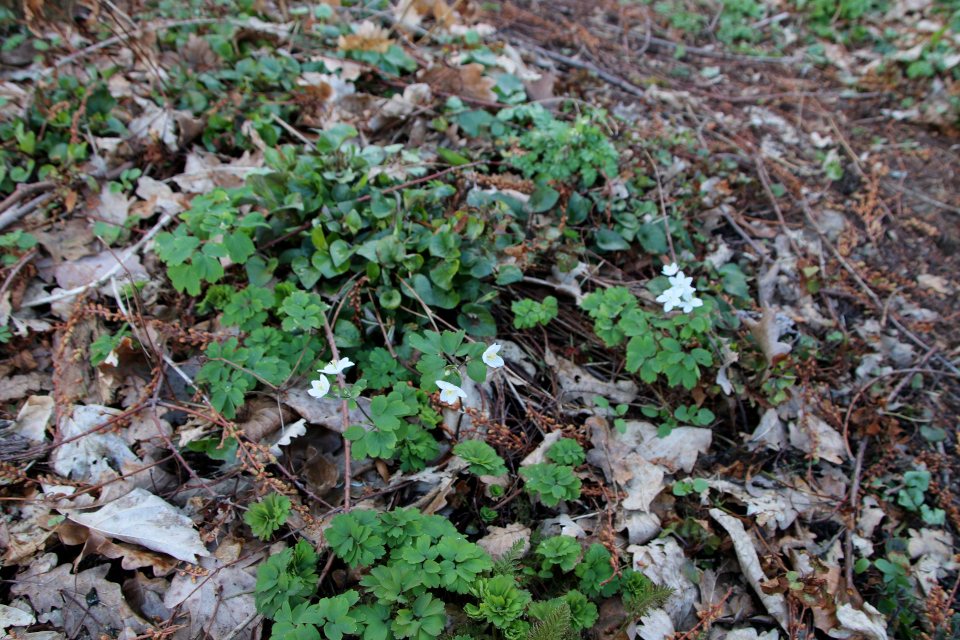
[[844, 438, 868, 607], [511, 39, 646, 98]]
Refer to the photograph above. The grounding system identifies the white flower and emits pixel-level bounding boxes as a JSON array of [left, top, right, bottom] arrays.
[[482, 344, 505, 368], [308, 375, 330, 398], [662, 262, 680, 277], [436, 380, 467, 405], [320, 358, 354, 375], [678, 295, 704, 313], [656, 287, 684, 313], [657, 268, 704, 314]]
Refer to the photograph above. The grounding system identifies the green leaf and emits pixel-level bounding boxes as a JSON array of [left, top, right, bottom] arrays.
[[457, 303, 497, 337], [525, 186, 560, 214], [329, 240, 353, 267], [223, 231, 256, 263], [719, 263, 750, 299], [466, 357, 487, 384], [437, 147, 471, 166], [496, 264, 523, 284], [596, 229, 629, 252]]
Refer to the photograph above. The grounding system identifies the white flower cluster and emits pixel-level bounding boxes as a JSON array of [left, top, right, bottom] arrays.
[[655, 262, 703, 314], [307, 357, 355, 399], [307, 345, 506, 406]]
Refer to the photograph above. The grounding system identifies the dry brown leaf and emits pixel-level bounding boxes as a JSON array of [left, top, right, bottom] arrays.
[[58, 521, 180, 576], [92, 188, 132, 226], [421, 63, 496, 102], [12, 554, 151, 638], [477, 523, 531, 559], [122, 571, 173, 623], [0, 373, 46, 402], [544, 347, 637, 405], [788, 415, 847, 464], [180, 33, 219, 72], [32, 219, 96, 263], [338, 20, 395, 53], [302, 446, 340, 496], [236, 398, 291, 442], [744, 304, 792, 366], [164, 556, 259, 640]]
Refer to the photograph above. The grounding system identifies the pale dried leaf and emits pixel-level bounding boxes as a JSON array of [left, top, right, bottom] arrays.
[[267, 419, 307, 456], [32, 219, 96, 263], [519, 430, 563, 467], [744, 304, 792, 365], [0, 373, 45, 402], [164, 556, 259, 640], [0, 603, 35, 631], [709, 508, 788, 628], [828, 603, 888, 640], [93, 188, 132, 226], [64, 488, 208, 563], [788, 415, 847, 464], [283, 388, 371, 433], [136, 175, 187, 216], [477, 523, 531, 559], [749, 408, 787, 451], [637, 608, 674, 640], [545, 348, 637, 405], [50, 405, 138, 482], [627, 538, 698, 626], [14, 395, 54, 442]]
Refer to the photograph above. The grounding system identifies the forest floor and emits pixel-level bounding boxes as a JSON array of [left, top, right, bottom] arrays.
[[0, 2, 959, 640]]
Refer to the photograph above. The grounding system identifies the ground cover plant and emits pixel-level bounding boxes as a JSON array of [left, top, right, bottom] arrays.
[[0, 2, 958, 640]]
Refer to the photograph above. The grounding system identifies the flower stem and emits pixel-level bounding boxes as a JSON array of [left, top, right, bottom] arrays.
[[321, 312, 351, 512]]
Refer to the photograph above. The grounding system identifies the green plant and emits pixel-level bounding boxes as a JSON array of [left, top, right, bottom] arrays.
[[465, 575, 532, 628], [620, 568, 675, 618], [245, 493, 292, 540], [521, 463, 582, 507], [491, 538, 527, 578], [0, 229, 37, 265], [575, 544, 619, 598], [594, 397, 628, 434], [434, 536, 494, 594], [454, 440, 508, 476], [89, 326, 131, 367], [642, 403, 716, 438], [324, 510, 387, 569], [344, 387, 418, 460], [360, 564, 424, 605], [526, 601, 572, 640], [580, 286, 714, 391], [546, 438, 584, 466], [254, 540, 319, 619], [535, 535, 580, 575], [673, 478, 709, 496], [512, 296, 558, 329], [499, 104, 619, 187], [273, 590, 361, 640], [894, 470, 946, 525], [392, 593, 447, 640]]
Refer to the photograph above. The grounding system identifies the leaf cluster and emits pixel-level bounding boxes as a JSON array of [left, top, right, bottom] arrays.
[[520, 464, 582, 507]]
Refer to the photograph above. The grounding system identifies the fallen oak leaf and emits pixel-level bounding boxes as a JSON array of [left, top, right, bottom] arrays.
[[62, 487, 208, 563]]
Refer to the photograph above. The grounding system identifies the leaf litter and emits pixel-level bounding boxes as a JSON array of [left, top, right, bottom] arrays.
[[0, 2, 957, 640]]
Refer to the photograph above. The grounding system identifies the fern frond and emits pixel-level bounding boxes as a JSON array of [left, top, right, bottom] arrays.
[[527, 602, 571, 640], [491, 538, 527, 577], [623, 572, 674, 619]]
